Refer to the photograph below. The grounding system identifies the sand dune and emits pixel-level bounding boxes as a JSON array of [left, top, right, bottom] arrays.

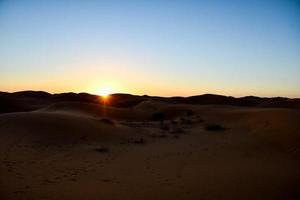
[[1, 96, 299, 200], [42, 102, 150, 120], [0, 111, 141, 147], [1, 91, 299, 114]]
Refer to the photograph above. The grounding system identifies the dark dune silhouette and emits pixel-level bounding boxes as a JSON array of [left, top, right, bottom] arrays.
[[0, 91, 299, 114]]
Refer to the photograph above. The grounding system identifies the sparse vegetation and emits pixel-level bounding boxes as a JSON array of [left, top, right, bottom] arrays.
[[133, 138, 146, 144], [171, 120, 178, 125], [160, 122, 170, 131], [173, 135, 180, 139], [186, 110, 195, 116], [185, 119, 193, 124], [176, 128, 184, 133], [171, 127, 184, 134], [205, 124, 226, 131], [152, 112, 167, 130], [152, 112, 165, 121], [151, 134, 167, 138], [180, 117, 192, 125], [94, 147, 109, 153]]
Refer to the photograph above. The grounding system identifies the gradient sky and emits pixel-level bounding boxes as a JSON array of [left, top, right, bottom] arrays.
[[1, 0, 300, 97]]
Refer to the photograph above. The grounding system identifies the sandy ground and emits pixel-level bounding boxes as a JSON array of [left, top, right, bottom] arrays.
[[0, 101, 299, 200]]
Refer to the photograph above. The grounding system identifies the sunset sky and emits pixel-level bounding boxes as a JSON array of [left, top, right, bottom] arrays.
[[1, 0, 300, 97]]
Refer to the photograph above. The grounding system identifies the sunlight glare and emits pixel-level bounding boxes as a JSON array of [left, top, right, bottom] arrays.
[[96, 87, 112, 98]]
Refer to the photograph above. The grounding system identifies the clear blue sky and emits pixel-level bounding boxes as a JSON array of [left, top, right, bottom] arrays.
[[1, 0, 299, 97]]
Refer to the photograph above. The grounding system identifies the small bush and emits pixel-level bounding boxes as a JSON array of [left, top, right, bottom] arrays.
[[173, 135, 180, 139], [171, 127, 184, 134], [160, 123, 170, 131], [185, 119, 192, 124], [180, 118, 192, 125], [177, 128, 184, 133], [205, 124, 225, 131], [133, 138, 146, 144], [151, 133, 168, 138], [186, 110, 195, 116], [94, 147, 109, 153], [171, 120, 178, 125], [152, 112, 165, 121]]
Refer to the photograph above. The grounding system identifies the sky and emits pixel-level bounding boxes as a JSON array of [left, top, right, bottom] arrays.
[[0, 0, 300, 97]]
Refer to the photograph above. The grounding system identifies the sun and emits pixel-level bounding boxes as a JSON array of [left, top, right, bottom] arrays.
[[95, 87, 112, 98]]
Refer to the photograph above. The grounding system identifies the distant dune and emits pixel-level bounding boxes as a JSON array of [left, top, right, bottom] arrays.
[[0, 91, 300, 114], [0, 91, 299, 200]]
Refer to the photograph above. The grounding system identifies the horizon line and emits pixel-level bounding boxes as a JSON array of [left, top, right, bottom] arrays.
[[1, 90, 299, 99]]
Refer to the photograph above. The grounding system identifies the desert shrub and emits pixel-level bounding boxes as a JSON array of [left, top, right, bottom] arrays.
[[133, 138, 146, 144], [186, 110, 195, 116], [185, 119, 192, 124], [160, 123, 170, 131], [173, 135, 180, 139], [94, 147, 109, 152], [152, 112, 165, 121], [154, 134, 167, 138], [176, 128, 184, 133], [171, 120, 178, 125], [159, 134, 167, 138], [205, 124, 225, 131], [180, 118, 192, 125], [171, 127, 184, 134], [99, 118, 114, 125], [196, 115, 204, 122]]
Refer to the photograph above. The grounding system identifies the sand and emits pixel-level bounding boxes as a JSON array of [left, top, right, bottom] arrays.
[[0, 100, 299, 200]]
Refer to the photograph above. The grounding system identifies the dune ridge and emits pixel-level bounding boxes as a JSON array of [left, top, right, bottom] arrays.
[[1, 91, 300, 114]]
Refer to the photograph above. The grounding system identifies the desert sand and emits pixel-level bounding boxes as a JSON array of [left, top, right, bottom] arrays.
[[0, 93, 300, 200]]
